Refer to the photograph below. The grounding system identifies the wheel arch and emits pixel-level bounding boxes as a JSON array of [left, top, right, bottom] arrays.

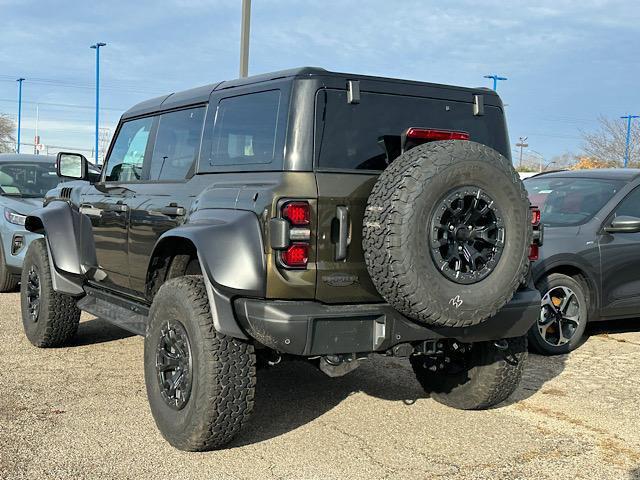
[[533, 259, 600, 318]]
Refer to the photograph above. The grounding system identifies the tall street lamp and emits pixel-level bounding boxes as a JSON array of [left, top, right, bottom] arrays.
[[484, 74, 507, 91], [621, 114, 639, 168], [90, 42, 107, 163], [16, 78, 25, 153]]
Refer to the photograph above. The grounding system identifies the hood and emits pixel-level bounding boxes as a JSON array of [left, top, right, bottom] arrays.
[[0, 196, 44, 215]]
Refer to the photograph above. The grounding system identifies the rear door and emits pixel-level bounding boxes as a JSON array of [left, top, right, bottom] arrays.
[[127, 105, 206, 293], [314, 88, 507, 303]]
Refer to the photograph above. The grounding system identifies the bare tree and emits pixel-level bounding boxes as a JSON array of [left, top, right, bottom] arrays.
[[582, 115, 640, 166], [0, 114, 15, 154]]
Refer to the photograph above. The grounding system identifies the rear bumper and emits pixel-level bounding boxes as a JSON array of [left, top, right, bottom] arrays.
[[234, 287, 541, 356]]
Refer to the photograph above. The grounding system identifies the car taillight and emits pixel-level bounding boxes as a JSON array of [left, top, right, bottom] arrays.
[[529, 206, 543, 261], [282, 201, 310, 226], [276, 200, 311, 269], [281, 243, 309, 268], [531, 208, 541, 225], [405, 128, 470, 141]]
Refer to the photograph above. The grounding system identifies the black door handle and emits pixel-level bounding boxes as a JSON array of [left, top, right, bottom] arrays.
[[335, 206, 350, 261]]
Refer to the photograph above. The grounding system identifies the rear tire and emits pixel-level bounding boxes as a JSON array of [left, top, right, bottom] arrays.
[[528, 273, 588, 355], [144, 276, 256, 451], [410, 336, 527, 410], [0, 240, 18, 292], [363, 140, 531, 328], [20, 239, 80, 347]]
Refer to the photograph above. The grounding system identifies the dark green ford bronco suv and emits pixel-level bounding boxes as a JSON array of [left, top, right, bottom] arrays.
[[20, 67, 541, 451]]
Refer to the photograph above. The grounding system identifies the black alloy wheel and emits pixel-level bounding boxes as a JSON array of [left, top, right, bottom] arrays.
[[430, 186, 505, 284], [26, 265, 41, 323], [156, 320, 193, 410]]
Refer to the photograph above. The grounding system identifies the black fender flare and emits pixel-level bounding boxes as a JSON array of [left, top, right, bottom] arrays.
[[148, 209, 267, 339], [25, 200, 93, 295]]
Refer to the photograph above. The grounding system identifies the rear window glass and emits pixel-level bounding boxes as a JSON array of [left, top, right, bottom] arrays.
[[315, 90, 509, 171], [524, 176, 624, 226], [210, 90, 281, 166]]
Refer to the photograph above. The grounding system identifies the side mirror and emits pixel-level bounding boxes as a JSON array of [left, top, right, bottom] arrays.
[[604, 215, 640, 233], [56, 152, 88, 180]]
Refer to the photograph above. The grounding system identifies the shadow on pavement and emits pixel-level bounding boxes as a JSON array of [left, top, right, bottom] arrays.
[[233, 357, 423, 447], [629, 466, 640, 480], [70, 317, 135, 346], [586, 318, 640, 337]]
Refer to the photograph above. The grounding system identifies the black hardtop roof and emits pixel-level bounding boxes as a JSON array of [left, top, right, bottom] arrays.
[[527, 168, 640, 182], [122, 67, 499, 120]]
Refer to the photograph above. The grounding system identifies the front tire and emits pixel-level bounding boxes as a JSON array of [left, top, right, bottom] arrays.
[[528, 273, 588, 355], [20, 239, 80, 347], [410, 336, 527, 410], [144, 276, 256, 451]]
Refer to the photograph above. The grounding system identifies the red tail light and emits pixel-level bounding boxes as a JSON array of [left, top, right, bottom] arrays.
[[531, 207, 541, 226], [282, 201, 310, 226], [528, 244, 539, 261], [281, 243, 309, 268], [405, 128, 470, 141]]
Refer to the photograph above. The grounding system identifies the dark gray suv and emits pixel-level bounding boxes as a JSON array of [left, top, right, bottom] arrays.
[[20, 67, 540, 450]]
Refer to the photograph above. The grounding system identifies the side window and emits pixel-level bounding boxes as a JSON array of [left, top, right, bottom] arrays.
[[149, 106, 205, 181], [104, 117, 154, 182], [615, 187, 640, 218], [210, 90, 281, 166]]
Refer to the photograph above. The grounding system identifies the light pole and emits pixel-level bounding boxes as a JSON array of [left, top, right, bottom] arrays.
[[16, 78, 25, 153], [621, 114, 639, 168], [484, 74, 507, 91], [516, 136, 528, 170], [239, 0, 251, 78], [90, 42, 107, 164]]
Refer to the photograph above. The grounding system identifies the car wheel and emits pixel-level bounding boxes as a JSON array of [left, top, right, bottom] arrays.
[[410, 336, 527, 410], [20, 239, 81, 347], [144, 275, 256, 451], [528, 273, 589, 355]]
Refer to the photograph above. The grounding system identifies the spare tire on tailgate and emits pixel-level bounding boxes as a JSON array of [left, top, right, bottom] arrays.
[[363, 140, 531, 328]]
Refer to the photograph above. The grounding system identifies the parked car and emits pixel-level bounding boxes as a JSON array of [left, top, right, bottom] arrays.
[[20, 67, 540, 451], [0, 154, 100, 292], [525, 168, 640, 354], [0, 154, 60, 291]]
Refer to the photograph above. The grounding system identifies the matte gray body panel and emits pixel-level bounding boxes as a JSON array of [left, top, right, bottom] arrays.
[[151, 208, 266, 298]]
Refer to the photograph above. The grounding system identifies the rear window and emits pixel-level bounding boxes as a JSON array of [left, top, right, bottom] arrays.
[[210, 90, 281, 166], [524, 176, 624, 227], [315, 90, 509, 171]]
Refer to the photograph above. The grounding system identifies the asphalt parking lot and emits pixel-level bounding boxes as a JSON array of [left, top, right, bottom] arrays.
[[1, 291, 639, 480]]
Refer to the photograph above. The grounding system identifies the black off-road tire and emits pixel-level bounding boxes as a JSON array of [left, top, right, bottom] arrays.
[[21, 239, 80, 347], [0, 239, 18, 292], [363, 140, 531, 328], [410, 336, 527, 410], [144, 275, 256, 451], [528, 273, 589, 355]]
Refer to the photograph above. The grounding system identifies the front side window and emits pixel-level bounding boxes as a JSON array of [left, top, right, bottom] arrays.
[[104, 117, 154, 182], [210, 90, 281, 166], [149, 107, 205, 181], [525, 176, 624, 227], [613, 186, 640, 218]]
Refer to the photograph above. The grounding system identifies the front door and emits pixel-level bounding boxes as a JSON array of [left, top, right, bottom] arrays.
[[82, 115, 155, 292], [599, 185, 640, 318]]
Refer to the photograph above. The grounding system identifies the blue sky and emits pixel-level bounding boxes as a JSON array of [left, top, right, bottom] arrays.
[[0, 0, 638, 163]]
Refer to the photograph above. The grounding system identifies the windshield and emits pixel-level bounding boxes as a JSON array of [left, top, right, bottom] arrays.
[[525, 176, 624, 227], [0, 162, 60, 198]]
